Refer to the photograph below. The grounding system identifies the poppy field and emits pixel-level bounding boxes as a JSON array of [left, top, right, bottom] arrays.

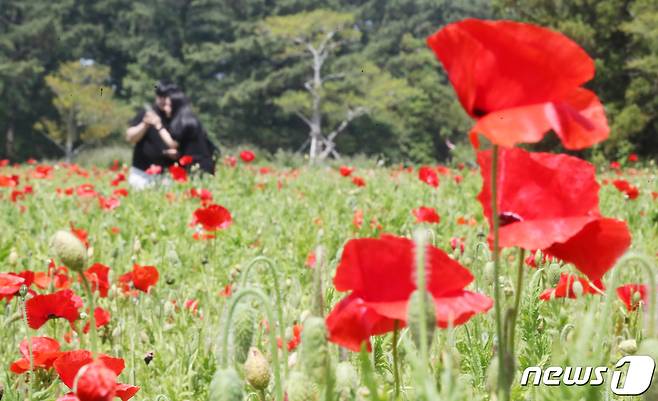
[[2, 18, 658, 401]]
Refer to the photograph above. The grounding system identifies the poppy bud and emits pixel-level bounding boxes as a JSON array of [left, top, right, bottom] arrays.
[[534, 250, 543, 267], [51, 230, 86, 272], [209, 368, 244, 401], [233, 304, 256, 364], [286, 371, 318, 401], [638, 339, 658, 400], [547, 264, 561, 286], [244, 347, 270, 390], [483, 261, 495, 283], [87, 246, 94, 259], [19, 284, 28, 298], [407, 290, 436, 350], [335, 361, 358, 400], [300, 317, 330, 385], [618, 339, 637, 355], [571, 281, 584, 298], [74, 361, 117, 401], [632, 290, 643, 306], [8, 249, 18, 265], [132, 238, 141, 253]]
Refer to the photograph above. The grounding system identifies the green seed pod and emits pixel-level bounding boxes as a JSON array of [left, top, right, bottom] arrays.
[[244, 347, 270, 390], [209, 367, 244, 401], [286, 371, 318, 401], [50, 230, 86, 272], [618, 339, 637, 355], [407, 290, 436, 350], [483, 261, 495, 283], [335, 361, 358, 400], [8, 249, 18, 266], [233, 304, 256, 364], [638, 339, 658, 401], [300, 316, 330, 385]]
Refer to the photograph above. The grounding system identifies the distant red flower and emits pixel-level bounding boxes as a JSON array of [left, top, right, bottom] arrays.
[[25, 289, 83, 329], [351, 176, 366, 187], [477, 148, 631, 282], [168, 165, 188, 182], [616, 284, 648, 311], [612, 179, 639, 200], [288, 324, 302, 351], [224, 155, 237, 167], [0, 273, 26, 301], [610, 161, 621, 170], [326, 235, 492, 351], [219, 284, 232, 297], [10, 336, 61, 374], [83, 263, 110, 298], [305, 251, 317, 268], [240, 150, 255, 163], [110, 159, 120, 171], [98, 196, 121, 210], [0, 159, 9, 167], [352, 209, 364, 229], [539, 273, 604, 300], [110, 227, 121, 235], [112, 188, 128, 197], [179, 155, 193, 166], [110, 173, 125, 186], [628, 153, 639, 163], [450, 237, 465, 253], [193, 204, 232, 231], [124, 264, 159, 293], [188, 188, 213, 203], [412, 207, 441, 224], [418, 166, 439, 188], [0, 174, 19, 187], [652, 192, 658, 201], [83, 307, 111, 333], [427, 19, 609, 150], [339, 166, 354, 177], [70, 223, 89, 248], [145, 164, 162, 175], [32, 165, 54, 179], [76, 184, 97, 197]]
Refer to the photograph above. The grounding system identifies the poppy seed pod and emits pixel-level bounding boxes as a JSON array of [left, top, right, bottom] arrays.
[[335, 361, 358, 400], [300, 316, 330, 384], [51, 230, 86, 272], [407, 290, 436, 350], [209, 367, 243, 401], [8, 249, 18, 265], [232, 304, 256, 364], [244, 347, 270, 390], [618, 339, 637, 355], [638, 339, 658, 401], [286, 371, 318, 401]]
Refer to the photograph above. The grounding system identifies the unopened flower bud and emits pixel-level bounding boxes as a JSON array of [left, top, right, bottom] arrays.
[[571, 281, 584, 298], [619, 339, 637, 355], [483, 261, 495, 283], [51, 230, 86, 272], [209, 368, 244, 401], [8, 249, 18, 265], [133, 238, 141, 253], [534, 250, 543, 267], [286, 371, 318, 401], [300, 317, 330, 385], [19, 284, 28, 298], [244, 347, 270, 390], [233, 304, 256, 364], [407, 290, 436, 350], [335, 361, 358, 399]]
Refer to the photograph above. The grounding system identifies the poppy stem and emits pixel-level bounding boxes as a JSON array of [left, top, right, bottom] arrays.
[[80, 272, 98, 356], [240, 256, 288, 376], [508, 248, 525, 357], [393, 321, 401, 398], [20, 289, 33, 401], [221, 288, 284, 401], [489, 145, 509, 401]]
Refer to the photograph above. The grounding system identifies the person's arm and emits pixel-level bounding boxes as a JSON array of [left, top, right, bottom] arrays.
[[125, 121, 149, 144], [155, 124, 179, 150]]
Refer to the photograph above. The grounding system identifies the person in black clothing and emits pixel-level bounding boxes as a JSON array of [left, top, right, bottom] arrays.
[[125, 82, 180, 188], [168, 89, 218, 175]]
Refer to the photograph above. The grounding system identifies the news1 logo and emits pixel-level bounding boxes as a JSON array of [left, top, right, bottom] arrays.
[[520, 356, 656, 395]]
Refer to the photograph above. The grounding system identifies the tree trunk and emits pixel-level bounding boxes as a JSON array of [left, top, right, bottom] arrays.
[[65, 111, 76, 162], [309, 49, 323, 161], [5, 123, 14, 160]]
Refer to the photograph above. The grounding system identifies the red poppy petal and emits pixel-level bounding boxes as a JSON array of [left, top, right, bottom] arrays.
[[433, 291, 493, 327], [10, 358, 30, 374], [548, 88, 609, 149], [545, 218, 631, 282], [498, 216, 597, 250], [115, 383, 141, 401], [54, 350, 93, 388]]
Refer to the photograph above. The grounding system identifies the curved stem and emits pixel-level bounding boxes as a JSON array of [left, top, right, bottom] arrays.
[[392, 321, 401, 398], [240, 256, 288, 374], [490, 145, 509, 401], [80, 272, 98, 356], [222, 288, 284, 401], [20, 295, 33, 401]]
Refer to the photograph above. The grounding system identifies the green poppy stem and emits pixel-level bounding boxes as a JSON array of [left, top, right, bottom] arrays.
[[80, 272, 98, 356], [393, 321, 401, 398], [20, 290, 33, 401], [508, 248, 526, 357]]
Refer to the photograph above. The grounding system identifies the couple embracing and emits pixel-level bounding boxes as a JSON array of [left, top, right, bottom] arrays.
[[125, 82, 217, 188]]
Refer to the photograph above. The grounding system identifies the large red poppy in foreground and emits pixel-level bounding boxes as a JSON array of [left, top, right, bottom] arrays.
[[326, 235, 492, 351], [477, 148, 631, 282], [10, 336, 62, 373], [427, 19, 609, 149], [26, 289, 83, 329]]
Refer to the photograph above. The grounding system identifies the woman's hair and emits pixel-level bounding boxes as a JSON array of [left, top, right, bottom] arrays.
[[169, 90, 200, 138], [155, 81, 177, 97]]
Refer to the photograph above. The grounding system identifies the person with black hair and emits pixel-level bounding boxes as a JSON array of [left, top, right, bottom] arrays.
[[168, 90, 218, 175], [125, 82, 180, 188]]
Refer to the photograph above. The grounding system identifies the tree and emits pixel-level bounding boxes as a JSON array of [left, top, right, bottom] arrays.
[[35, 61, 130, 161]]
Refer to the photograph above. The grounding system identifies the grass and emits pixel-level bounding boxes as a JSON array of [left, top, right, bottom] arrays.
[[0, 157, 656, 401]]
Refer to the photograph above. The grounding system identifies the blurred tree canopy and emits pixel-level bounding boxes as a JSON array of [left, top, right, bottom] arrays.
[[0, 0, 655, 163]]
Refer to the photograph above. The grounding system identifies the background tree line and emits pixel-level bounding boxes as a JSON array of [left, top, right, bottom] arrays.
[[0, 0, 656, 164]]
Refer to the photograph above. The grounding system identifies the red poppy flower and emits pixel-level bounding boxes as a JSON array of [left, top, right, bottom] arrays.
[[412, 207, 441, 224], [98, 196, 121, 210], [339, 166, 354, 177], [122, 264, 159, 293], [34, 261, 71, 290], [54, 350, 125, 389], [427, 19, 608, 149], [628, 153, 639, 163], [477, 147, 631, 282], [450, 237, 465, 254], [616, 284, 648, 311], [76, 184, 97, 197], [32, 165, 54, 179], [113, 188, 128, 197], [179, 155, 194, 166], [0, 159, 9, 167], [193, 204, 232, 231], [224, 155, 237, 167], [240, 150, 255, 163], [326, 235, 492, 351], [418, 166, 439, 188], [110, 159, 120, 171], [83, 307, 111, 333], [219, 284, 232, 297], [612, 179, 639, 200], [0, 273, 26, 301], [25, 289, 83, 329], [110, 173, 125, 186], [0, 174, 19, 187], [81, 263, 110, 298], [539, 273, 604, 300], [145, 164, 162, 175], [351, 176, 366, 187], [115, 384, 140, 401], [188, 188, 213, 203], [168, 165, 188, 182], [70, 223, 89, 248], [305, 251, 317, 268], [10, 336, 62, 374], [352, 209, 364, 229], [610, 161, 621, 170]]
